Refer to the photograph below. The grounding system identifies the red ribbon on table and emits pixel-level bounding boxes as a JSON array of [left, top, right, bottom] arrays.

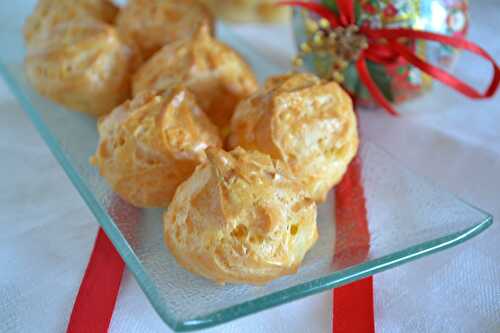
[[67, 228, 124, 333], [281, 0, 500, 116], [334, 155, 374, 333], [67, 197, 141, 332]]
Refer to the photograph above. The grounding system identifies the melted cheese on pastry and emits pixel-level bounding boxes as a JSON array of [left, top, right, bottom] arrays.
[[25, 22, 138, 116], [116, 0, 214, 59], [164, 147, 318, 284], [92, 88, 222, 207], [228, 73, 359, 201], [133, 25, 258, 130]]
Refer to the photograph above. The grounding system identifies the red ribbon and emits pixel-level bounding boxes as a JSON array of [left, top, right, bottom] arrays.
[[67, 197, 140, 332], [280, 1, 500, 115], [67, 228, 124, 333], [334, 156, 374, 333], [333, 277, 374, 333]]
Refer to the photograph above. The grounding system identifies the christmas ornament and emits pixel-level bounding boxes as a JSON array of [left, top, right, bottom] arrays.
[[286, 0, 499, 114]]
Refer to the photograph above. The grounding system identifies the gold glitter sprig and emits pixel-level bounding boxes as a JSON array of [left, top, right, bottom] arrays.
[[294, 18, 369, 83]]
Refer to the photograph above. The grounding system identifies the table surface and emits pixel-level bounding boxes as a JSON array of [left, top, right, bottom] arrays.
[[1, 1, 499, 332]]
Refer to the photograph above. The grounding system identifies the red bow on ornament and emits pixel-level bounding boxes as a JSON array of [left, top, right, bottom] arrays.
[[281, 0, 500, 115]]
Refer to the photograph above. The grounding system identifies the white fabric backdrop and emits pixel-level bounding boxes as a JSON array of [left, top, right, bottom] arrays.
[[1, 0, 499, 332]]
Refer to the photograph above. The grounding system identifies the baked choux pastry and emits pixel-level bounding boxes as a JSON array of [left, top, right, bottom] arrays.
[[25, 22, 138, 116], [200, 0, 290, 23], [23, 0, 118, 46], [133, 25, 258, 130], [91, 88, 222, 208], [116, 0, 214, 59], [228, 73, 359, 202], [164, 147, 318, 285]]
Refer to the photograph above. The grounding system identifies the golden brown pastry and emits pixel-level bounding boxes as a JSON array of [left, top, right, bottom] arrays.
[[200, 0, 290, 23], [23, 0, 118, 46], [116, 0, 214, 59], [133, 24, 258, 130], [91, 88, 222, 208], [228, 73, 359, 202], [164, 147, 318, 285], [24, 22, 137, 117]]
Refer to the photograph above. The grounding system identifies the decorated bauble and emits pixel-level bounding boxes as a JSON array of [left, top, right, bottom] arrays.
[[292, 0, 469, 106]]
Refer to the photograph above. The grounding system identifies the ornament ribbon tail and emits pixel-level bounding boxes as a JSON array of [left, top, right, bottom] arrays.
[[356, 57, 398, 115], [363, 28, 500, 100]]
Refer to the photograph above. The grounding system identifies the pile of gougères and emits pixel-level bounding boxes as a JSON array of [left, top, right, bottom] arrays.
[[24, 0, 358, 285]]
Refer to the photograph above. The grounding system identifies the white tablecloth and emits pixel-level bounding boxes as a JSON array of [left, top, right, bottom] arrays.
[[1, 0, 499, 332]]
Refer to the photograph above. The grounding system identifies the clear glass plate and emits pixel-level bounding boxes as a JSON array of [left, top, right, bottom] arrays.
[[0, 2, 492, 332]]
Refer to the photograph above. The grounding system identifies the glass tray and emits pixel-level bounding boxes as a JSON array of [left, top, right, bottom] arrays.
[[0, 2, 492, 331]]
